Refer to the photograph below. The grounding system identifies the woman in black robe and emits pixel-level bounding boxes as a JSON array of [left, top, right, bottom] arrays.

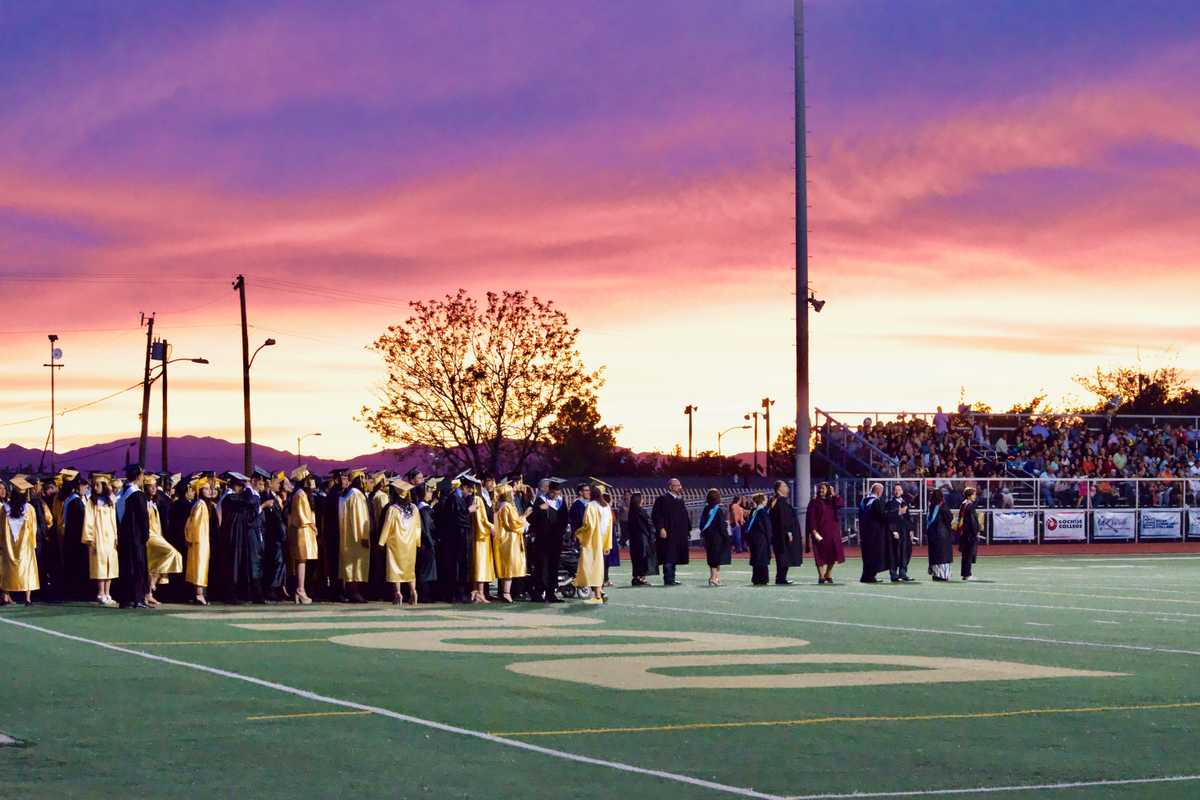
[[625, 492, 656, 587], [744, 493, 773, 586], [168, 483, 194, 603], [60, 482, 89, 600], [260, 482, 289, 600], [412, 485, 438, 602], [958, 487, 980, 581], [699, 489, 731, 586], [925, 489, 954, 582]]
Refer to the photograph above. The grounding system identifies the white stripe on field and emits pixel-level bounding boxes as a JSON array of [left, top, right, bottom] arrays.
[[784, 773, 1200, 799], [0, 617, 783, 800], [776, 588, 1200, 619], [623, 604, 1200, 657]]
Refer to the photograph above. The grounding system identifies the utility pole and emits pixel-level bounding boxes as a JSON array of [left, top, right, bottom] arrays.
[[762, 397, 776, 476], [45, 335, 62, 471], [749, 411, 760, 474], [683, 405, 698, 461], [158, 339, 170, 473], [138, 313, 155, 466], [794, 0, 812, 509], [234, 275, 252, 474]]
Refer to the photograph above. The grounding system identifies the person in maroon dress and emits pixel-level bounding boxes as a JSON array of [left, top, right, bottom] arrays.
[[806, 483, 845, 584]]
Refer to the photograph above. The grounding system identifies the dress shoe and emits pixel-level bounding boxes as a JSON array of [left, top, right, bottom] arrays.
[[775, 580, 795, 586]]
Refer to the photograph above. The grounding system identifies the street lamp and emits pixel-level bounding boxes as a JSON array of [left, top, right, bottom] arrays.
[[683, 404, 699, 461], [249, 338, 276, 369], [149, 352, 209, 473], [242, 336, 276, 473], [717, 425, 751, 457], [297, 431, 321, 467], [746, 412, 760, 474]]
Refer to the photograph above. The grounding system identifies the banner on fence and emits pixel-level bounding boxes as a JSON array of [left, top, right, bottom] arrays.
[[1093, 509, 1137, 541], [991, 510, 1036, 542], [1190, 509, 1200, 540], [1043, 509, 1087, 542], [1139, 510, 1182, 540]]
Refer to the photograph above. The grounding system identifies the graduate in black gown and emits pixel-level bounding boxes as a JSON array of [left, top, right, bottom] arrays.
[[626, 491, 657, 587], [528, 478, 567, 602], [651, 478, 691, 586], [217, 472, 264, 604], [258, 469, 289, 601], [167, 481, 194, 603], [885, 484, 915, 582], [858, 482, 891, 584], [412, 484, 438, 602], [30, 477, 60, 601], [769, 481, 800, 585], [699, 489, 731, 586], [434, 474, 471, 602], [744, 492, 773, 585], [60, 478, 89, 600], [114, 464, 151, 609], [319, 473, 343, 600]]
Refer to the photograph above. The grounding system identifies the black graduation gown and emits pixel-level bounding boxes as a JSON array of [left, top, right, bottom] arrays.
[[770, 495, 802, 566], [651, 493, 691, 566], [415, 501, 438, 586], [261, 494, 288, 593], [884, 496, 912, 574], [61, 494, 89, 600], [114, 488, 151, 606], [29, 496, 58, 600], [528, 498, 567, 598], [434, 490, 469, 600], [925, 505, 954, 566], [858, 494, 891, 580], [626, 505, 657, 577], [218, 489, 263, 602], [319, 490, 341, 595], [368, 489, 390, 599], [699, 503, 731, 568], [745, 506, 773, 584], [168, 496, 192, 598]]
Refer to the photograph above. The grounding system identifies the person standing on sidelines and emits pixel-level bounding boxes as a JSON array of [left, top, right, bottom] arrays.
[[573, 482, 612, 604], [925, 489, 954, 582], [652, 478, 690, 586], [958, 487, 980, 581], [626, 491, 656, 586], [769, 481, 799, 585], [699, 489, 731, 586], [114, 464, 151, 609], [885, 484, 915, 583], [744, 492, 773, 586], [1, 477, 40, 606], [858, 482, 889, 584], [807, 483, 845, 584]]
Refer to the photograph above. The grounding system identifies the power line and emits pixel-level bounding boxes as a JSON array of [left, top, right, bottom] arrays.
[[0, 380, 143, 429]]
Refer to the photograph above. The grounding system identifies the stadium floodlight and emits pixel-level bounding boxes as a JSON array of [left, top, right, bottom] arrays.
[[807, 292, 825, 313]]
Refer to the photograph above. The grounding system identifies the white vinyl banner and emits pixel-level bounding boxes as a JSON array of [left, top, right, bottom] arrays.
[[1139, 510, 1182, 540], [1190, 510, 1200, 540], [991, 511, 1035, 542], [1042, 510, 1087, 542], [1093, 510, 1137, 541]]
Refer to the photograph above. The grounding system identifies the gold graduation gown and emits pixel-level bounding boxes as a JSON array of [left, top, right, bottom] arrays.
[[82, 500, 119, 580], [470, 500, 495, 583], [184, 499, 211, 587], [287, 490, 319, 562], [492, 502, 527, 579], [146, 501, 183, 582], [2, 503, 40, 592], [338, 488, 371, 582], [377, 504, 421, 582], [573, 501, 612, 588]]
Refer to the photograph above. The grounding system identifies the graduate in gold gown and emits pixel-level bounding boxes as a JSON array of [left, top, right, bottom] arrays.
[[464, 475, 494, 603], [573, 483, 613, 604], [492, 485, 530, 603], [287, 466, 318, 604], [82, 472, 119, 607], [337, 469, 372, 603], [2, 478, 40, 605], [143, 474, 183, 607], [184, 476, 212, 605], [377, 480, 422, 605]]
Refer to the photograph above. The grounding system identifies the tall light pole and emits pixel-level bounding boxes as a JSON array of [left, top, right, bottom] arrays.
[[151, 346, 209, 473], [45, 335, 62, 471], [762, 397, 776, 476], [297, 432, 321, 467], [683, 404, 698, 461], [794, 0, 812, 509], [137, 312, 155, 465], [748, 411, 760, 474]]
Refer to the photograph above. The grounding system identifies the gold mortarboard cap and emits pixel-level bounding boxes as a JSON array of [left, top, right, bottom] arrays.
[[290, 465, 310, 481], [389, 479, 414, 492], [9, 475, 33, 491], [58, 468, 80, 481]]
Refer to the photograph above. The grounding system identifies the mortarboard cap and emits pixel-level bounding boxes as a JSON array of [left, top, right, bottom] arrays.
[[290, 465, 311, 482], [252, 466, 272, 480], [9, 475, 33, 491], [89, 471, 112, 485], [389, 479, 414, 492], [221, 471, 249, 484]]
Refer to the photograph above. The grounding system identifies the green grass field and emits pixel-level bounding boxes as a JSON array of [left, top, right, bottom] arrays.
[[4, 554, 1200, 799]]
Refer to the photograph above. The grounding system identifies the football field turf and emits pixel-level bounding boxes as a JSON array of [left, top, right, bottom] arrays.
[[3, 554, 1200, 799]]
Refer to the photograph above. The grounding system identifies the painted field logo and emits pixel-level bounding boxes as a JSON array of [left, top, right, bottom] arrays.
[[181, 609, 1124, 692]]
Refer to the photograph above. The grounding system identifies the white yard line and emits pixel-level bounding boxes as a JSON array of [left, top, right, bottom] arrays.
[[0, 617, 783, 800], [784, 773, 1200, 799], [623, 603, 1200, 658], [1024, 623, 1053, 628], [1093, 621, 1122, 626], [776, 589, 1200, 620]]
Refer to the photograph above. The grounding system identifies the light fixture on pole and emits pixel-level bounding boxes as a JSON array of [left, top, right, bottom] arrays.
[[761, 397, 776, 476], [45, 335, 63, 471], [683, 405, 699, 461], [717, 424, 751, 457], [150, 347, 209, 473], [297, 431, 321, 467], [747, 411, 760, 474]]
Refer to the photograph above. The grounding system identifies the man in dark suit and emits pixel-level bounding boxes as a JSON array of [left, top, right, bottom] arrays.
[[652, 478, 691, 586], [885, 484, 915, 582], [769, 481, 800, 585], [114, 464, 152, 608], [529, 478, 568, 602], [858, 482, 890, 584]]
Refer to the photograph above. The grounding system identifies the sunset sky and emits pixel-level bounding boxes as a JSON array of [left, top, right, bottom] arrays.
[[2, 0, 1199, 462]]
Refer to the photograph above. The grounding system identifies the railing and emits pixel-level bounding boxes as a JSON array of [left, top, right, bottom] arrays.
[[840, 477, 1200, 545], [814, 408, 900, 478], [822, 409, 1200, 433]]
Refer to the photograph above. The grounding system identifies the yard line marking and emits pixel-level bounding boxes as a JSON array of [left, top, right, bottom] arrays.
[[1024, 623, 1053, 627], [623, 603, 1200, 657], [492, 700, 1200, 737], [1093, 621, 1122, 625], [962, 585, 1200, 606], [784, 773, 1200, 798], [108, 638, 329, 646], [247, 711, 371, 721], [956, 625, 984, 629], [985, 582, 1200, 598], [776, 589, 1200, 619], [0, 617, 784, 800]]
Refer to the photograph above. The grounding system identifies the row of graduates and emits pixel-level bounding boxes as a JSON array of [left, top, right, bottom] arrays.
[[857, 483, 981, 583], [692, 480, 809, 587]]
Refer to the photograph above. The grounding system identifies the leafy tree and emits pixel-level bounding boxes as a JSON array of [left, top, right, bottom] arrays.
[[767, 425, 796, 476], [1073, 364, 1200, 414], [1006, 392, 1053, 415], [548, 395, 619, 475], [362, 289, 601, 475]]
